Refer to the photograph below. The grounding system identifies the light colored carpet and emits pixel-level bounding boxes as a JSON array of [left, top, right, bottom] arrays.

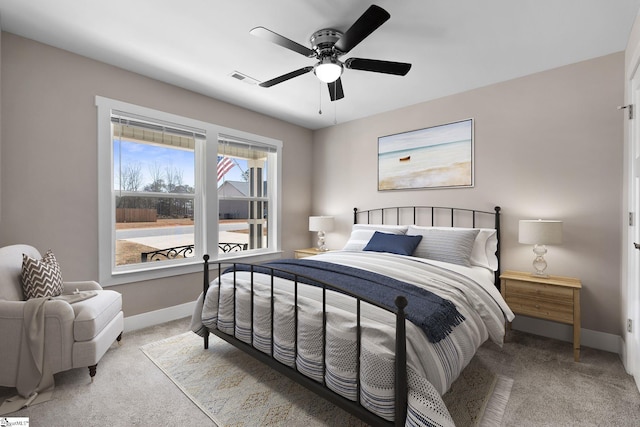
[[1, 317, 638, 426], [483, 330, 640, 426], [141, 332, 510, 426]]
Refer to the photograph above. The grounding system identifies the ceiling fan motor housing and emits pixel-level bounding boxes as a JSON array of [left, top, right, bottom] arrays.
[[310, 29, 344, 56]]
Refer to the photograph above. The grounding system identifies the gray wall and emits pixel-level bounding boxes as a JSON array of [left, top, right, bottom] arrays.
[[312, 53, 624, 336], [0, 33, 313, 316], [0, 31, 626, 337]]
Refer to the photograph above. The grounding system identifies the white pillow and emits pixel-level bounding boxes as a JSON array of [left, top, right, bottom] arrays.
[[471, 228, 498, 271], [342, 224, 408, 251], [407, 226, 498, 270]]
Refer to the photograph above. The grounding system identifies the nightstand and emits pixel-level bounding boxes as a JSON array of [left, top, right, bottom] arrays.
[[500, 270, 582, 361], [294, 248, 329, 258]]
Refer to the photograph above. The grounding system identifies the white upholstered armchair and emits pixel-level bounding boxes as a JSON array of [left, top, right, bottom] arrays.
[[0, 244, 124, 388]]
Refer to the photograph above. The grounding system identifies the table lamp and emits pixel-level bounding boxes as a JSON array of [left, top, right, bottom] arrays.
[[309, 216, 334, 251], [519, 219, 563, 277]]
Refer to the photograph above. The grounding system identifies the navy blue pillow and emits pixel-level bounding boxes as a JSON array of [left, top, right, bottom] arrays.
[[363, 231, 423, 256]]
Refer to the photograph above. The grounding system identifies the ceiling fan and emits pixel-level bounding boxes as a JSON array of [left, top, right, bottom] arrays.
[[250, 5, 411, 102]]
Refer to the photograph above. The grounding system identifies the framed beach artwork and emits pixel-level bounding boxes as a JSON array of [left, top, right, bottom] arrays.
[[378, 119, 474, 191]]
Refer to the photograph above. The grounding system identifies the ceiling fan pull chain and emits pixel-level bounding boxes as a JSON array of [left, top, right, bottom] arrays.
[[334, 92, 337, 125], [318, 81, 323, 115]]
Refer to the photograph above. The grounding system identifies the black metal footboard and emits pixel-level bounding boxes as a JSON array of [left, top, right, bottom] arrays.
[[201, 255, 408, 427]]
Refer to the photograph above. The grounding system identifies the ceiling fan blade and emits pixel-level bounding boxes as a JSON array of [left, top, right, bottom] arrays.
[[334, 5, 390, 54], [250, 27, 316, 57], [345, 58, 412, 76], [259, 66, 314, 88], [328, 78, 344, 101]]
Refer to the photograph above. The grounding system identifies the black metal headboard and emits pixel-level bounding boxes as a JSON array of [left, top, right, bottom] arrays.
[[353, 206, 502, 287]]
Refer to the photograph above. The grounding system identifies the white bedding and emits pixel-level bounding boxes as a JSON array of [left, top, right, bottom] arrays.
[[191, 250, 514, 426]]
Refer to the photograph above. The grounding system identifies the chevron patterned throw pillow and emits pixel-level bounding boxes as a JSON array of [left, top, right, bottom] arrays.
[[21, 249, 64, 300]]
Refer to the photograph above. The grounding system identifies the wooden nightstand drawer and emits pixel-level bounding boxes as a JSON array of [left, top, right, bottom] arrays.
[[506, 280, 573, 302], [505, 295, 573, 324]]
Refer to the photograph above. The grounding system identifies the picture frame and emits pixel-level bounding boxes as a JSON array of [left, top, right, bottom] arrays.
[[378, 118, 474, 191]]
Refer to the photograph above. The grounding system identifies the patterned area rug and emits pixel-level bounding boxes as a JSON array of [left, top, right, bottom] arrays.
[[141, 332, 511, 426], [443, 357, 513, 426]]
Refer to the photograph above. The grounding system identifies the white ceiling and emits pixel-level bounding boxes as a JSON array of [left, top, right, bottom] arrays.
[[0, 0, 639, 130]]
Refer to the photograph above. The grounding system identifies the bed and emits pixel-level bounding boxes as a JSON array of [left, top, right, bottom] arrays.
[[190, 206, 514, 426]]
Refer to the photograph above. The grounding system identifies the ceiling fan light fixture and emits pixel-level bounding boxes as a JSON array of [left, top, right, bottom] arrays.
[[314, 57, 343, 83]]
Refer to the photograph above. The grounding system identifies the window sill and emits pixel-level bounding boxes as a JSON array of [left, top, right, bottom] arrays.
[[101, 250, 283, 287]]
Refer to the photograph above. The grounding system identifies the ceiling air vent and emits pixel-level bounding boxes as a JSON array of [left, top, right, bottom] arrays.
[[229, 71, 259, 85]]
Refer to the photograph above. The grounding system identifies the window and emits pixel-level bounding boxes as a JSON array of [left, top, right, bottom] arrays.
[[217, 138, 275, 254], [96, 97, 282, 285]]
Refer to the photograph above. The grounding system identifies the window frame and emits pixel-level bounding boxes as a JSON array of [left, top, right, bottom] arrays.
[[96, 96, 282, 286]]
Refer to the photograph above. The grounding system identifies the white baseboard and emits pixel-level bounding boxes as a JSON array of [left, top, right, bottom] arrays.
[[123, 301, 196, 332], [511, 317, 622, 355]]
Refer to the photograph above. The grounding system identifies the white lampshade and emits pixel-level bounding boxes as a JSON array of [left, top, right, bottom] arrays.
[[314, 58, 343, 83], [519, 220, 563, 245], [309, 216, 334, 232]]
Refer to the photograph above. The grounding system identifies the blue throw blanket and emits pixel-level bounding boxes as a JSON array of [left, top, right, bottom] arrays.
[[226, 259, 464, 343]]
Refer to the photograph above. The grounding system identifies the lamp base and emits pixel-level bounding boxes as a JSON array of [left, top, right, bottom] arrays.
[[316, 231, 328, 252], [531, 244, 549, 277], [530, 271, 550, 278]]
